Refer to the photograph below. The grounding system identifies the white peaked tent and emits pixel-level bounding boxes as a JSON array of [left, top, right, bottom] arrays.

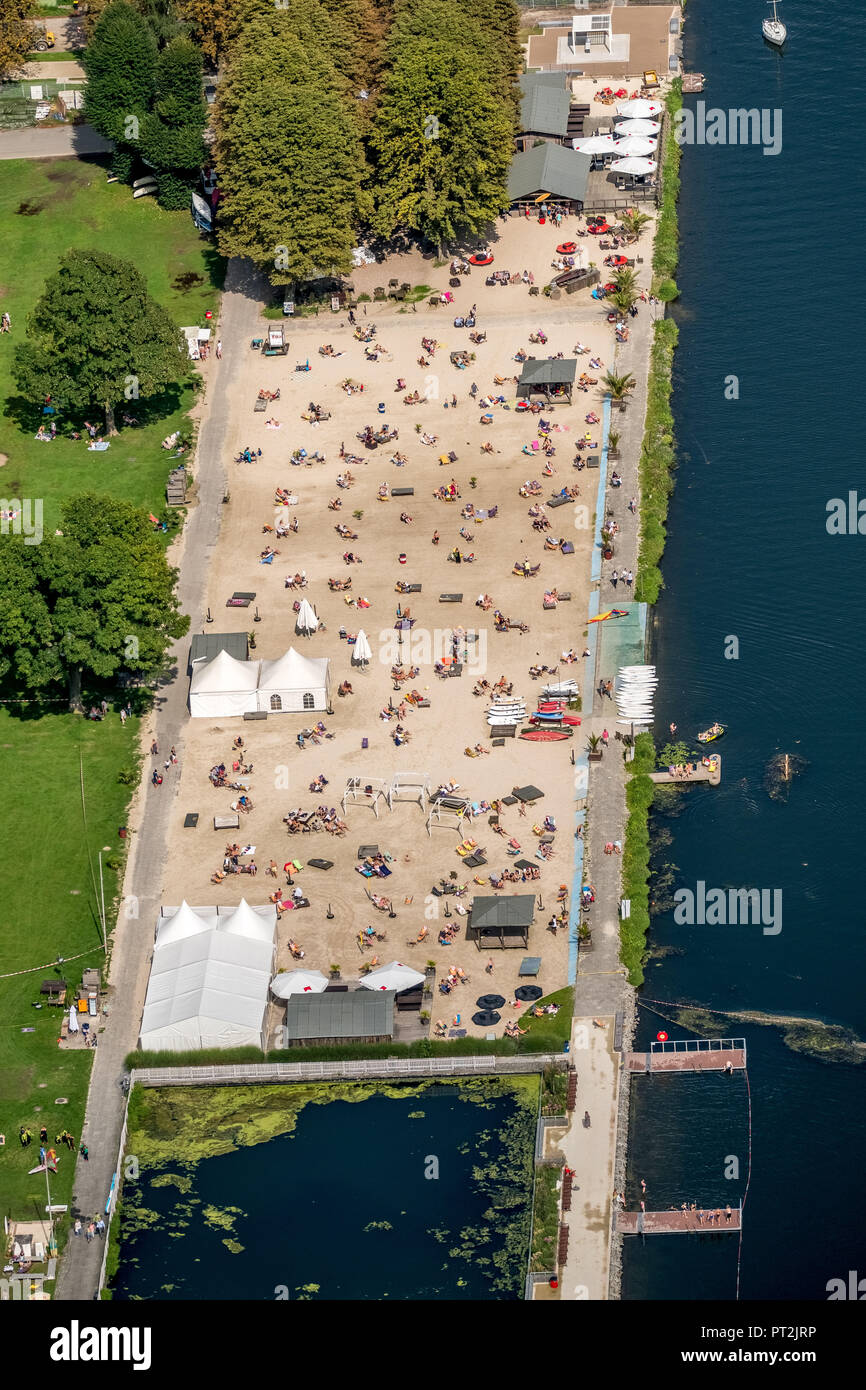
[[140, 899, 277, 1052], [189, 649, 260, 718], [359, 960, 425, 993], [351, 630, 372, 667], [295, 599, 319, 635], [189, 647, 329, 717], [257, 648, 330, 713]]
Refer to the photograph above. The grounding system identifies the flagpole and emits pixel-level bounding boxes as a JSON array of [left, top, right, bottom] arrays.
[[44, 1163, 54, 1253]]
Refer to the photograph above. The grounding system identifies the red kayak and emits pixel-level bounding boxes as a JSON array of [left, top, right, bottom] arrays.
[[520, 728, 573, 741], [531, 713, 581, 726]]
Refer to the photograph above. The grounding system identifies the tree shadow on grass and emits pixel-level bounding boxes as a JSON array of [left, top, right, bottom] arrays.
[[2, 380, 191, 437]]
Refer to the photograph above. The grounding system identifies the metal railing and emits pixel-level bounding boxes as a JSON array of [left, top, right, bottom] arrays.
[[132, 1053, 567, 1087], [649, 1038, 746, 1055]]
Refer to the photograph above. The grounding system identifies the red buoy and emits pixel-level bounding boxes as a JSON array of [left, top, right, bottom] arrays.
[[656, 1030, 668, 1042]]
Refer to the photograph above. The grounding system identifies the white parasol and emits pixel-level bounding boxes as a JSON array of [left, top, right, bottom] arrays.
[[571, 134, 619, 154], [352, 629, 372, 666], [615, 99, 663, 119], [295, 599, 319, 634], [614, 119, 661, 137], [358, 960, 425, 992], [609, 157, 658, 175], [270, 970, 328, 999], [613, 136, 658, 157]]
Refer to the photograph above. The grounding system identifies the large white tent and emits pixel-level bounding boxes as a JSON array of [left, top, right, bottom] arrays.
[[189, 647, 329, 717], [139, 900, 277, 1052], [257, 648, 329, 713], [189, 649, 260, 719]]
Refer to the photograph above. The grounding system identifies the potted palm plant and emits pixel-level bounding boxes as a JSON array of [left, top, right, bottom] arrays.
[[329, 963, 341, 980], [608, 429, 620, 458], [602, 370, 636, 411], [601, 527, 615, 561], [587, 733, 604, 762], [578, 923, 593, 948]]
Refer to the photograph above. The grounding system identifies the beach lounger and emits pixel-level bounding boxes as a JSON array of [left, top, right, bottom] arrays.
[[184, 813, 199, 829], [586, 455, 600, 468], [307, 859, 333, 870], [561, 541, 575, 555], [547, 495, 571, 509], [254, 397, 267, 412], [392, 487, 414, 497], [214, 815, 240, 830], [439, 593, 462, 603], [513, 785, 544, 802], [358, 844, 379, 859]]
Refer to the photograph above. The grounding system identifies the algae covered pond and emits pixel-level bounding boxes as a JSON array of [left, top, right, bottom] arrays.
[[111, 1078, 538, 1300]]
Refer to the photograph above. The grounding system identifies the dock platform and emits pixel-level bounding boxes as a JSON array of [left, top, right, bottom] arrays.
[[618, 1207, 740, 1235], [627, 1038, 746, 1073], [650, 755, 721, 786]]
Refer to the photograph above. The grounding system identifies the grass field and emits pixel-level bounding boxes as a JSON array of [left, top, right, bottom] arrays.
[[0, 708, 141, 1218], [0, 160, 221, 1223], [0, 157, 225, 529]]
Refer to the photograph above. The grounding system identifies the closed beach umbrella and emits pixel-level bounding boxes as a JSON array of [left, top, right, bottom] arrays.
[[271, 969, 328, 999], [296, 599, 318, 634], [571, 134, 618, 154], [616, 99, 663, 119], [614, 119, 661, 137], [613, 136, 658, 157], [352, 629, 372, 666], [610, 157, 658, 176], [68, 1006, 79, 1034], [359, 960, 425, 992]]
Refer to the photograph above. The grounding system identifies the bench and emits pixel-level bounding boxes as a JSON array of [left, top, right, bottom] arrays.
[[214, 815, 240, 831], [586, 455, 600, 468], [439, 593, 462, 603], [358, 844, 379, 859], [183, 813, 199, 829], [403, 583, 422, 593], [307, 858, 334, 870], [448, 663, 463, 677], [489, 724, 517, 739], [547, 495, 571, 509], [392, 487, 414, 497], [254, 397, 267, 412], [244, 710, 267, 720]]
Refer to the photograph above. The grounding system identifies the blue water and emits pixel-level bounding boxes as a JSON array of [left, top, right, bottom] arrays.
[[622, 0, 866, 1300], [112, 1084, 535, 1301]]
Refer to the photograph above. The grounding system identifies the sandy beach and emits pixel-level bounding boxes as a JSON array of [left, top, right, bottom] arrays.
[[157, 212, 654, 1039]]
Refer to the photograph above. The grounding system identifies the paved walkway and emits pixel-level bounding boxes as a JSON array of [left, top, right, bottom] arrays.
[[54, 259, 269, 1302], [0, 125, 112, 160], [553, 1017, 619, 1300], [559, 263, 665, 1298]]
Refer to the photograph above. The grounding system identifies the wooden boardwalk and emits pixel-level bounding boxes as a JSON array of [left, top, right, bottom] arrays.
[[618, 1207, 740, 1235], [650, 755, 721, 786], [627, 1047, 745, 1073]]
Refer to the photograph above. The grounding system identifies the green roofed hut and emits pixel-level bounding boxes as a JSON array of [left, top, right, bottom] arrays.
[[517, 72, 572, 152], [517, 358, 578, 404], [467, 895, 536, 951], [507, 143, 591, 213], [282, 989, 395, 1046]]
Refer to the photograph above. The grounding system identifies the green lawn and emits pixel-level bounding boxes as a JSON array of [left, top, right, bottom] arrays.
[[0, 157, 225, 528], [0, 708, 140, 1218]]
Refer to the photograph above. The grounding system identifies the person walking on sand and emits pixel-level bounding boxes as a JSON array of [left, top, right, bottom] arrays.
[[150, 740, 158, 755], [216, 340, 222, 359], [610, 569, 619, 588], [605, 680, 613, 699], [601, 729, 609, 747], [81, 1144, 89, 1161], [625, 569, 633, 588], [485, 958, 494, 975], [628, 496, 637, 514]]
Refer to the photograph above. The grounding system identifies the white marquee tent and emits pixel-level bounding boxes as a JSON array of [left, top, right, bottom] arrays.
[[257, 648, 329, 713], [139, 899, 277, 1052], [189, 647, 329, 717]]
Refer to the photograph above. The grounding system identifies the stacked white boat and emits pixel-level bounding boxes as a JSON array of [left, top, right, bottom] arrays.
[[542, 679, 578, 701], [487, 697, 526, 726], [616, 665, 657, 726]]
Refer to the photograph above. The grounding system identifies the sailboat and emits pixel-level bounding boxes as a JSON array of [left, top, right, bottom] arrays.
[[762, 0, 786, 46]]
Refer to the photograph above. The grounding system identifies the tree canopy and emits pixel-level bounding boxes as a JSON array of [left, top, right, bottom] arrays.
[[0, 495, 188, 709], [13, 249, 185, 433], [213, 14, 367, 282], [0, 0, 36, 79], [370, 2, 515, 247], [139, 35, 208, 207], [82, 1, 158, 143]]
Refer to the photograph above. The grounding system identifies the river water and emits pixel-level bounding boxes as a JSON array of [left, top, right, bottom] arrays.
[[622, 0, 866, 1300]]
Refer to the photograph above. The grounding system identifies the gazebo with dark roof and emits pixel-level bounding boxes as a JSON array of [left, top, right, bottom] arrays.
[[467, 895, 536, 950], [517, 358, 578, 404]]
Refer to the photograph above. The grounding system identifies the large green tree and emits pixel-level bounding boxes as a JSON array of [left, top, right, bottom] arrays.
[[139, 35, 207, 208], [13, 249, 185, 434], [0, 495, 188, 710], [371, 5, 515, 248], [0, 0, 36, 79], [82, 1, 158, 142], [213, 15, 367, 282]]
